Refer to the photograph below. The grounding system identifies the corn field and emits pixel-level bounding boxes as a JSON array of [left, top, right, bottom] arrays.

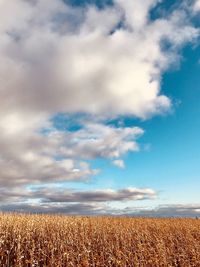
[[0, 213, 200, 267]]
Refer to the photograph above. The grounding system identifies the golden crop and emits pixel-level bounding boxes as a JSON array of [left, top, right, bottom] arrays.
[[0, 213, 200, 267]]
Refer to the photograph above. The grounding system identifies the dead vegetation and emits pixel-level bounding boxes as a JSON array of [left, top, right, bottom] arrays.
[[0, 213, 200, 266]]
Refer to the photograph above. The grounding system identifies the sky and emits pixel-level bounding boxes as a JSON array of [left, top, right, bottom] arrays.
[[0, 0, 200, 217]]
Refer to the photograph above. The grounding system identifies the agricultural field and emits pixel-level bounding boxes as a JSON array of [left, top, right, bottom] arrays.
[[0, 213, 200, 267]]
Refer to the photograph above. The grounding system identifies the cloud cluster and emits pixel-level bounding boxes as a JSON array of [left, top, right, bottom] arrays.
[[0, 120, 143, 187], [1, 184, 199, 218], [0, 0, 198, 119], [0, 186, 156, 203], [0, 0, 198, 177], [55, 123, 143, 159], [0, 0, 199, 213], [1, 199, 200, 217], [0, 186, 157, 215]]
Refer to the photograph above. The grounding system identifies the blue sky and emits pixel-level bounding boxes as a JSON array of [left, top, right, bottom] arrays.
[[58, 43, 200, 206], [0, 0, 200, 216]]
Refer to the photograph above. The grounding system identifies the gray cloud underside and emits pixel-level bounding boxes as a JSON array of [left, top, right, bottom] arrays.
[[0, 0, 198, 118], [0, 0, 198, 188], [122, 204, 200, 218], [0, 186, 158, 216], [1, 202, 200, 217], [0, 203, 101, 216], [0, 0, 200, 211], [0, 187, 156, 203], [0, 122, 143, 187], [1, 186, 199, 217]]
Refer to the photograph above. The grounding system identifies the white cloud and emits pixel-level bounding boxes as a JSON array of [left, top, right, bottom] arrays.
[[0, 117, 143, 187], [112, 159, 125, 168], [0, 0, 199, 208], [115, 0, 159, 30], [193, 0, 200, 12], [0, 0, 198, 119], [58, 123, 144, 159]]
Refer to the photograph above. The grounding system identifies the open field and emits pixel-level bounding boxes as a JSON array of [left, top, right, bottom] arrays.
[[0, 213, 200, 267]]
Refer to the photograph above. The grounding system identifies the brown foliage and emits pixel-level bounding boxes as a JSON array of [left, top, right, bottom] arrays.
[[0, 213, 200, 266]]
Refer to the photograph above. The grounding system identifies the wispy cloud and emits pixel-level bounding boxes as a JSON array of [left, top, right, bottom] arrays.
[[112, 159, 125, 168], [1, 200, 200, 217], [121, 204, 200, 218]]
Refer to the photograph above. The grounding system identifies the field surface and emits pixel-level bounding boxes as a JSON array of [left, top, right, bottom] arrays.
[[0, 213, 200, 267]]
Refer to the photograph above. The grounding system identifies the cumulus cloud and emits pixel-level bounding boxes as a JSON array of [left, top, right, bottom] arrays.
[[0, 120, 143, 187], [56, 123, 144, 159], [115, 0, 159, 30], [0, 0, 199, 211], [0, 0, 198, 119], [193, 0, 200, 12]]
